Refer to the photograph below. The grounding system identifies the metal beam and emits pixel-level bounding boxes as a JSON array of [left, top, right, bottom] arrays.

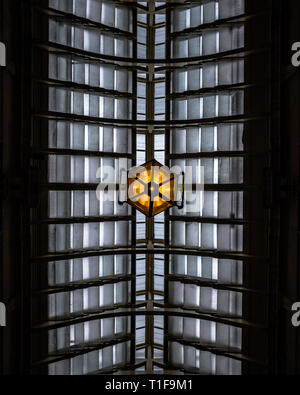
[[33, 109, 270, 128], [31, 148, 134, 159], [166, 274, 268, 295], [31, 246, 269, 264], [33, 40, 270, 69], [168, 82, 258, 100], [33, 274, 133, 295], [35, 77, 135, 99], [31, 216, 134, 225], [32, 305, 267, 332]]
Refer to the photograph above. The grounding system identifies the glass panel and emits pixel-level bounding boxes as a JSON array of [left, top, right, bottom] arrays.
[[46, 0, 134, 376], [168, 0, 245, 375]]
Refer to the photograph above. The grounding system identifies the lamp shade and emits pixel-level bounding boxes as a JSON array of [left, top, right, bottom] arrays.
[[127, 159, 182, 217]]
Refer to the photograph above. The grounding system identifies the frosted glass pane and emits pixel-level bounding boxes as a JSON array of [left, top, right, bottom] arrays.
[[203, 96, 216, 118], [217, 124, 244, 151], [172, 99, 187, 120], [173, 70, 186, 92], [218, 192, 243, 219], [100, 65, 113, 90], [219, 59, 244, 85], [189, 37, 201, 57], [183, 318, 200, 340], [217, 290, 242, 316], [172, 9, 187, 32], [188, 68, 201, 90], [190, 6, 201, 27], [219, 0, 244, 19], [199, 351, 213, 373], [218, 259, 243, 284], [199, 287, 214, 312], [170, 255, 186, 275], [88, 0, 101, 22], [216, 356, 241, 375], [202, 31, 217, 55], [218, 157, 244, 184], [203, 63, 216, 87], [186, 223, 199, 247], [169, 281, 184, 305], [173, 39, 188, 58], [117, 8, 131, 32], [184, 346, 196, 369], [49, 360, 70, 375], [169, 342, 184, 366], [168, 317, 183, 337], [75, 0, 86, 18], [187, 98, 200, 119], [184, 284, 200, 308], [186, 128, 199, 153], [102, 1, 115, 27], [201, 223, 215, 248], [216, 323, 242, 350], [171, 222, 185, 245], [200, 320, 214, 344], [217, 225, 243, 251], [203, 2, 216, 23], [219, 26, 244, 52]]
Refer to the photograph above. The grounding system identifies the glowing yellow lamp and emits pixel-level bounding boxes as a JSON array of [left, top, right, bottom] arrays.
[[126, 159, 183, 217]]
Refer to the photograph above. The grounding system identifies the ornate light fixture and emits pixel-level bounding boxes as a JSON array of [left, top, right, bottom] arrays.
[[122, 159, 183, 218]]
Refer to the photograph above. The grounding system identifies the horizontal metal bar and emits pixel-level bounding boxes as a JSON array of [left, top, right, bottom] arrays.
[[137, 129, 166, 134], [32, 335, 133, 367], [32, 305, 267, 332], [166, 216, 246, 225], [34, 40, 269, 69], [41, 183, 100, 191], [35, 6, 136, 39], [35, 77, 135, 99], [155, 47, 270, 71], [34, 275, 133, 295], [112, 0, 148, 10], [156, 0, 216, 10], [167, 151, 268, 159], [31, 216, 134, 225], [166, 275, 267, 295], [32, 148, 134, 159], [34, 42, 147, 72], [33, 109, 270, 128], [31, 246, 268, 264], [41, 182, 259, 192], [199, 184, 258, 191], [168, 83, 259, 100], [34, 40, 145, 69], [136, 291, 147, 297]]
